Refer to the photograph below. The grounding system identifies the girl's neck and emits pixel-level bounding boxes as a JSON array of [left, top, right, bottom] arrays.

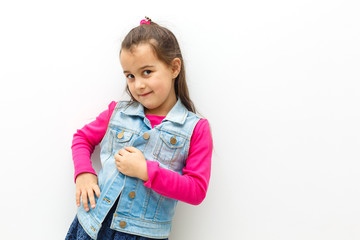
[[144, 96, 177, 116], [145, 109, 168, 116]]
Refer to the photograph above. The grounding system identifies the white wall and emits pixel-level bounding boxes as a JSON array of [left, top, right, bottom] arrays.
[[1, 0, 359, 239]]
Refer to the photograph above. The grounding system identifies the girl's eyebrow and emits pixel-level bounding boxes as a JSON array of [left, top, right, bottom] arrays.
[[139, 65, 155, 70], [123, 65, 155, 73]]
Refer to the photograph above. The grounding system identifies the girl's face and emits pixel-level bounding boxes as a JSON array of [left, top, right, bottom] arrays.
[[120, 43, 180, 116]]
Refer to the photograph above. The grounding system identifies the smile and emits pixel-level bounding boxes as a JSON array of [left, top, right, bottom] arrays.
[[139, 92, 152, 97]]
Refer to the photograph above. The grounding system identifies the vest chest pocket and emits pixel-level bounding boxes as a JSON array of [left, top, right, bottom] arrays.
[[108, 128, 134, 154], [153, 132, 187, 170]]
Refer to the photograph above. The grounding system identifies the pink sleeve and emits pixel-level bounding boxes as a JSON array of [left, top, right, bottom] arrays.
[[71, 101, 117, 182], [144, 119, 213, 205]]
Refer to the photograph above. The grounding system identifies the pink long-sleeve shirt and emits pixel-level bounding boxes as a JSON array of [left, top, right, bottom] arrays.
[[72, 101, 213, 205]]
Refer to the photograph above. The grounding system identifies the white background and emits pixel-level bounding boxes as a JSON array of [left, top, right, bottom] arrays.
[[1, 0, 360, 239]]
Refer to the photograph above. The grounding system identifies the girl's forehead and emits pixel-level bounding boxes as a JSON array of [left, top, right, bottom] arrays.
[[120, 43, 159, 68]]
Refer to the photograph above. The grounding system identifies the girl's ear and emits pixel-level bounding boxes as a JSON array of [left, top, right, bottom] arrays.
[[171, 58, 181, 79]]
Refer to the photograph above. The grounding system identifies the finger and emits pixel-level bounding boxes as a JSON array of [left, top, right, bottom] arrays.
[[117, 164, 124, 174], [76, 189, 81, 207], [94, 185, 101, 198], [114, 153, 120, 161], [82, 192, 90, 212], [87, 189, 96, 209], [115, 157, 122, 171], [115, 151, 125, 162], [125, 146, 137, 153], [118, 148, 127, 156]]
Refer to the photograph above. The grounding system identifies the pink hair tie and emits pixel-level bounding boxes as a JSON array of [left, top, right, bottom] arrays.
[[140, 17, 151, 25]]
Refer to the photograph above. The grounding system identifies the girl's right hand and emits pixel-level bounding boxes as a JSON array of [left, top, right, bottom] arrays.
[[75, 173, 101, 212]]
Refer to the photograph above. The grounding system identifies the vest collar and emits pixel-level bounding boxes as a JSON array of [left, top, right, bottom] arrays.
[[163, 99, 188, 125], [123, 99, 188, 125]]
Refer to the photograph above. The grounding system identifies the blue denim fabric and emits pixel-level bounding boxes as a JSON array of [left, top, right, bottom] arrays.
[[66, 199, 168, 240], [76, 100, 200, 239]]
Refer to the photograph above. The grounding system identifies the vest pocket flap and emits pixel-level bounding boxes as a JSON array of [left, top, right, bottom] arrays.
[[110, 128, 134, 143], [159, 132, 186, 149]]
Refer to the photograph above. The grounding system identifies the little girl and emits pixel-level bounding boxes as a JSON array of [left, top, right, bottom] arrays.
[[66, 17, 213, 240]]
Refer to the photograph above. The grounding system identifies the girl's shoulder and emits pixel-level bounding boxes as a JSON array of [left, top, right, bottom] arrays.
[[108, 100, 118, 110], [190, 118, 213, 152], [195, 118, 211, 132]]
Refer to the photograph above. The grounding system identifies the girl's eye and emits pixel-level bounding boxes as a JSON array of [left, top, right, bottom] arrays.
[[126, 74, 135, 79], [144, 70, 152, 76]]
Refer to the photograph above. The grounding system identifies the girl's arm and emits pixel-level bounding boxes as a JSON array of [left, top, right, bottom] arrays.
[[144, 119, 213, 205], [72, 101, 117, 181], [72, 101, 116, 211]]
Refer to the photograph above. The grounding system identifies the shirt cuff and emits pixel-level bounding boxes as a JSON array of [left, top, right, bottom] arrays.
[[143, 160, 159, 188]]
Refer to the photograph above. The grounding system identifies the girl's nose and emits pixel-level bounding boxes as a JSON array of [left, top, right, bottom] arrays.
[[135, 78, 146, 89]]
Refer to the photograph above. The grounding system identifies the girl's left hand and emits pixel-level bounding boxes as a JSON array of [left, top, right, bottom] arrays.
[[114, 147, 149, 181]]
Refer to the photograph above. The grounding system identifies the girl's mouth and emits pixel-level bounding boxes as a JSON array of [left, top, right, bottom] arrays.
[[139, 92, 152, 97]]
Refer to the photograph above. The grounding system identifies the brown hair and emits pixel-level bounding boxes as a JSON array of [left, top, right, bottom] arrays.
[[120, 20, 196, 113]]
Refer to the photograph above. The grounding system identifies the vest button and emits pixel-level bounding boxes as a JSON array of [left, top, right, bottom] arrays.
[[143, 132, 150, 140], [119, 221, 126, 228], [170, 136, 177, 145], [117, 130, 124, 139], [129, 191, 135, 199]]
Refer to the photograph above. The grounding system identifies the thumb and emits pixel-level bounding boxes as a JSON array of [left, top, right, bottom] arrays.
[[125, 146, 138, 153]]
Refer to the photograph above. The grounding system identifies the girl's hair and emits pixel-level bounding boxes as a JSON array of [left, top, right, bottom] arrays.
[[121, 20, 196, 113]]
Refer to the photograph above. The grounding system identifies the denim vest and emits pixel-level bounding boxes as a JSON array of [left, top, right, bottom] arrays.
[[77, 99, 200, 239]]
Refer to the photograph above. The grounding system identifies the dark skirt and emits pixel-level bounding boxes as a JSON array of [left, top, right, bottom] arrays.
[[66, 199, 168, 240]]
